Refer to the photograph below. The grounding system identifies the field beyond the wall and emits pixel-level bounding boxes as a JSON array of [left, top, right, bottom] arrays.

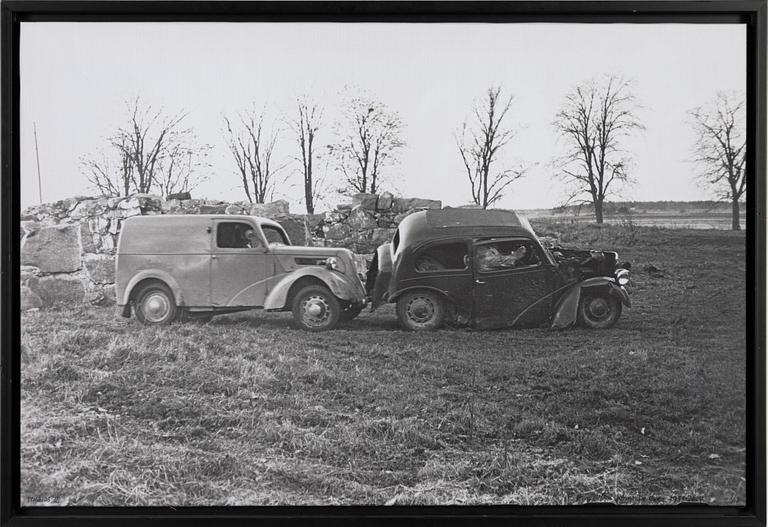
[[20, 222, 747, 506]]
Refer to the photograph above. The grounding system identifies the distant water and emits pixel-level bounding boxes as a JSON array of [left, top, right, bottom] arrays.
[[527, 214, 745, 231]]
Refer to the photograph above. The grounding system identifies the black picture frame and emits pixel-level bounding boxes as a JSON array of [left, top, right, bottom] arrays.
[[2, 1, 765, 526]]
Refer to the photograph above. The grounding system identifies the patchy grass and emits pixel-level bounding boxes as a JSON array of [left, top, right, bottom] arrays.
[[20, 223, 746, 506]]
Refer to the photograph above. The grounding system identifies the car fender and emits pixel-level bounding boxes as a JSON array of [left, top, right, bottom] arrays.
[[389, 285, 454, 306], [263, 267, 364, 310], [121, 269, 184, 307], [369, 243, 393, 310], [551, 277, 629, 329]]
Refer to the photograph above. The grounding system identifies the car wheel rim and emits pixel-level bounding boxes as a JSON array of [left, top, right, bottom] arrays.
[[585, 297, 611, 321], [143, 293, 170, 323], [406, 296, 435, 326], [302, 294, 331, 327]]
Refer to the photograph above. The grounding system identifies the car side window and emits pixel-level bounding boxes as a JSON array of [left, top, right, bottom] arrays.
[[415, 242, 469, 272], [217, 222, 259, 249], [262, 225, 289, 245], [476, 239, 541, 273]]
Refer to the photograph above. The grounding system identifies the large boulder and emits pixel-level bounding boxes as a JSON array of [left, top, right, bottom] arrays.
[[392, 197, 442, 212], [347, 206, 377, 231], [31, 275, 86, 307], [276, 215, 310, 246], [199, 203, 228, 214], [249, 200, 289, 217], [21, 224, 82, 273], [352, 193, 378, 211], [84, 254, 115, 284], [377, 191, 395, 211], [225, 204, 247, 215], [20, 286, 43, 311]]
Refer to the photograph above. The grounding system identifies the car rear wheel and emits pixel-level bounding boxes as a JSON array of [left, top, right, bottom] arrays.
[[578, 292, 622, 329], [397, 290, 445, 331], [292, 285, 341, 331], [134, 283, 178, 325]]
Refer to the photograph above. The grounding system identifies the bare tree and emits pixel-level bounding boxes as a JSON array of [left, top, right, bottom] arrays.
[[456, 87, 526, 209], [329, 90, 405, 195], [689, 92, 746, 231], [553, 76, 643, 223], [223, 108, 284, 204], [291, 98, 325, 214], [81, 98, 209, 198], [155, 137, 213, 199]]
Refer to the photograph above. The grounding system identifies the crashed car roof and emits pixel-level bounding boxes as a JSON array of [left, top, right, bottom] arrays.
[[396, 208, 538, 247]]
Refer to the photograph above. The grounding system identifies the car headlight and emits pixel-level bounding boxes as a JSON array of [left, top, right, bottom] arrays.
[[615, 268, 631, 286], [326, 256, 346, 273]]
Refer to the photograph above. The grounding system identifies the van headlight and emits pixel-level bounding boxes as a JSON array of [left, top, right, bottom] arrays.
[[615, 268, 631, 286], [326, 256, 346, 273]]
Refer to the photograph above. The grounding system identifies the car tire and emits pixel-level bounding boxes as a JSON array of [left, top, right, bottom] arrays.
[[340, 303, 364, 322], [292, 285, 341, 331], [134, 282, 178, 325], [397, 290, 445, 331], [577, 291, 622, 329]]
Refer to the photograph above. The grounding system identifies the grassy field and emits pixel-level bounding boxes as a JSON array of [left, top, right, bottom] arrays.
[[20, 222, 747, 506]]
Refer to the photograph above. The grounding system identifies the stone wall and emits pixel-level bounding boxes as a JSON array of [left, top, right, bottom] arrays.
[[19, 192, 441, 310]]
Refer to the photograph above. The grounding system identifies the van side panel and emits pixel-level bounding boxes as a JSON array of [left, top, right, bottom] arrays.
[[117, 217, 213, 307], [118, 216, 212, 254], [117, 254, 211, 307]]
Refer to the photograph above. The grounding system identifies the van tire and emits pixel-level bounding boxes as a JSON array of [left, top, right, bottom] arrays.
[[292, 285, 340, 331], [134, 283, 178, 325]]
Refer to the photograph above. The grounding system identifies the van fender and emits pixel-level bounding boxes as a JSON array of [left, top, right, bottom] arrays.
[[121, 270, 185, 307], [263, 268, 364, 310], [551, 277, 628, 329]]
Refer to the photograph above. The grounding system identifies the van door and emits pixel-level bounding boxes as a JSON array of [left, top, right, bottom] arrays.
[[472, 238, 558, 329], [210, 219, 270, 307]]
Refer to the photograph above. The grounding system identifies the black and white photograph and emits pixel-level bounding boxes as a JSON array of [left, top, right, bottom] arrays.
[[5, 2, 765, 519]]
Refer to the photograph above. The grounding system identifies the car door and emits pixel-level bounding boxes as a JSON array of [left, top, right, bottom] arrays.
[[210, 219, 270, 307], [472, 238, 558, 329]]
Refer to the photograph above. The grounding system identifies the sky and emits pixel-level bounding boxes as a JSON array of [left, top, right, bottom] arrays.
[[19, 22, 746, 212]]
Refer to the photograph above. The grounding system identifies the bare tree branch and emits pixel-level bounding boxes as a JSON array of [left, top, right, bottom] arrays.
[[455, 87, 526, 209], [688, 91, 747, 230], [552, 75, 643, 223], [330, 88, 405, 195]]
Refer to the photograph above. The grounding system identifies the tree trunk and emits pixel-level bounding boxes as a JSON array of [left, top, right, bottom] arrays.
[[594, 198, 604, 224], [732, 198, 741, 231]]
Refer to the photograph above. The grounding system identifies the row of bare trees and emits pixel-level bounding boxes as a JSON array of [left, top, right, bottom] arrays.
[[81, 83, 746, 229], [455, 76, 746, 229], [83, 90, 406, 214]]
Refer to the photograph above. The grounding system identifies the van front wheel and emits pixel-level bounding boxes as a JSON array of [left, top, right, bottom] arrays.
[[134, 283, 178, 325], [292, 285, 341, 331]]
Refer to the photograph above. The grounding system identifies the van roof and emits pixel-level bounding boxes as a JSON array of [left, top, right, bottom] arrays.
[[123, 214, 284, 229]]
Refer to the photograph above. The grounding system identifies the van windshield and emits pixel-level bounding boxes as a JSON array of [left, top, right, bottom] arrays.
[[262, 225, 290, 246]]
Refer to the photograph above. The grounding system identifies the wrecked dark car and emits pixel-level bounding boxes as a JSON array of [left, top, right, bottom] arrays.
[[366, 209, 632, 330]]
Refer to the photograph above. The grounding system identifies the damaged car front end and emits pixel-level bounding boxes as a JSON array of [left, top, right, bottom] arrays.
[[366, 208, 632, 331]]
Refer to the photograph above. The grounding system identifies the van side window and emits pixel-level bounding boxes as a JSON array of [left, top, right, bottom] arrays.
[[415, 242, 468, 272], [217, 222, 257, 249]]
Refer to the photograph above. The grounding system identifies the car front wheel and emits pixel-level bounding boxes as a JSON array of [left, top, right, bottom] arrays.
[[578, 292, 622, 329], [134, 283, 178, 325], [292, 285, 341, 331], [397, 290, 445, 331]]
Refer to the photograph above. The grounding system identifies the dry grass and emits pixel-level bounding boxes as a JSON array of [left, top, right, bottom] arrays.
[[20, 222, 747, 506]]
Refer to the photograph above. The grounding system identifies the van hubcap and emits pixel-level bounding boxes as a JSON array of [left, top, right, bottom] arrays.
[[143, 293, 170, 322], [302, 295, 331, 327]]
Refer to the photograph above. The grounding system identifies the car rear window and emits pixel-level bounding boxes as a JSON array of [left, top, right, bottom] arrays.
[[415, 242, 468, 272]]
